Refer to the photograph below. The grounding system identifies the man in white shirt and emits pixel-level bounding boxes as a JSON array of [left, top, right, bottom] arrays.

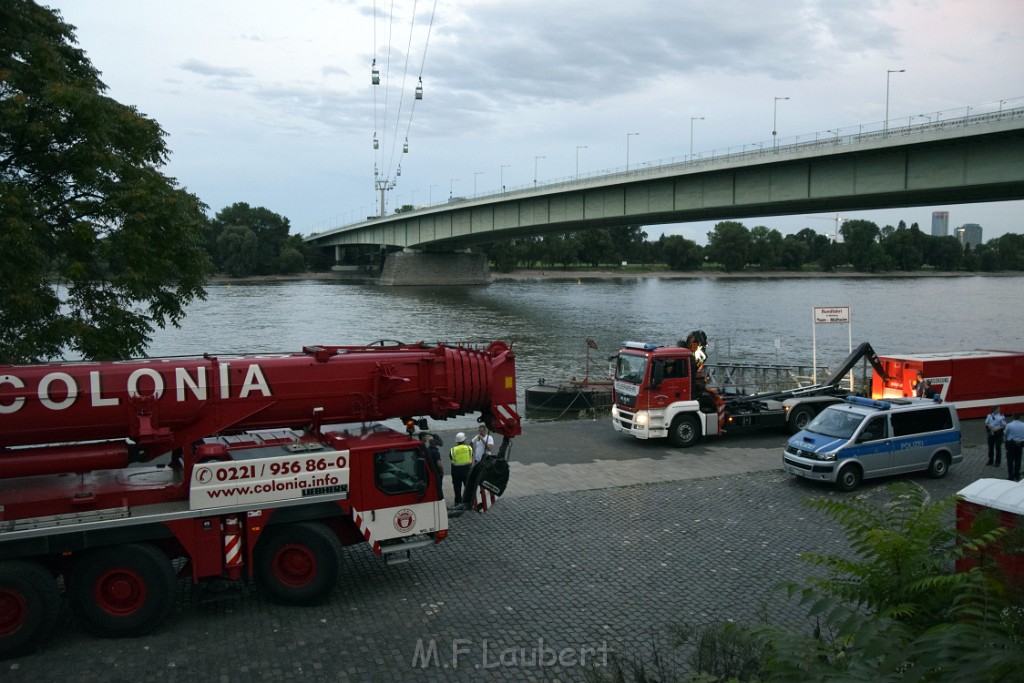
[[470, 425, 495, 463], [984, 405, 1006, 466]]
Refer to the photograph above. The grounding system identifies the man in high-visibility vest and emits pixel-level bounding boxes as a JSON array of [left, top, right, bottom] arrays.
[[449, 432, 473, 508]]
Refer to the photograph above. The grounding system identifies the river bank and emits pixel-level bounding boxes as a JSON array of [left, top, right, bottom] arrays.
[[206, 268, 1016, 284]]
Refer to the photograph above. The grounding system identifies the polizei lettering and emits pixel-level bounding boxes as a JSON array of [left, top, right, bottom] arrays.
[[0, 362, 272, 414]]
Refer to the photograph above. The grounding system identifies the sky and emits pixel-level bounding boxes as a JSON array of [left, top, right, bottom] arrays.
[[43, 0, 1024, 245]]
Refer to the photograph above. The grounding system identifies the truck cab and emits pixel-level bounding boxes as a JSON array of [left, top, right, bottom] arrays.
[[611, 342, 720, 447]]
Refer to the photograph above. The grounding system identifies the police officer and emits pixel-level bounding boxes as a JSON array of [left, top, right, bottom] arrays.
[[984, 405, 1006, 466], [448, 432, 473, 508], [1004, 413, 1024, 482]]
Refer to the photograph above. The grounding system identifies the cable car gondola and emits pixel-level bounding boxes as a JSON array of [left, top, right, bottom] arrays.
[[371, 59, 380, 85], [415, 77, 423, 100]]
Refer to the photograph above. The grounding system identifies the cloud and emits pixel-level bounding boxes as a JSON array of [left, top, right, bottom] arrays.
[[179, 58, 253, 79]]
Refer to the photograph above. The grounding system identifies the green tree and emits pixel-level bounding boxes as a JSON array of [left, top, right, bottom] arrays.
[[0, 1, 209, 363], [750, 226, 784, 270], [209, 203, 291, 275], [779, 235, 809, 270], [841, 220, 892, 271], [793, 227, 831, 264], [985, 233, 1024, 270], [658, 234, 703, 270], [216, 225, 259, 277], [706, 221, 752, 271], [541, 233, 577, 267], [574, 228, 614, 266], [881, 224, 926, 271], [925, 235, 964, 270], [609, 225, 648, 264]]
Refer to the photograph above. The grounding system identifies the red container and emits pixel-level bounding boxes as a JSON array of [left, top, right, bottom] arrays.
[[871, 350, 1024, 419]]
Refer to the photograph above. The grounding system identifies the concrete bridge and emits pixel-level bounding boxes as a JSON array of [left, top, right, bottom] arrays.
[[307, 106, 1024, 285]]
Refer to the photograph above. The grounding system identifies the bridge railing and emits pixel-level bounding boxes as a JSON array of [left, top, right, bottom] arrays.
[[309, 96, 1024, 234]]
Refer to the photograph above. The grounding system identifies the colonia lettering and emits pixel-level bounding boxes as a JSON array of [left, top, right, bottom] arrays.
[[0, 362, 272, 414]]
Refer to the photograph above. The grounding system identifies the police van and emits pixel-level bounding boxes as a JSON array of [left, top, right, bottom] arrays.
[[782, 396, 962, 492]]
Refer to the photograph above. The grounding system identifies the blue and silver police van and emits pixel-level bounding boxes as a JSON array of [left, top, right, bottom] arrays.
[[783, 396, 962, 492]]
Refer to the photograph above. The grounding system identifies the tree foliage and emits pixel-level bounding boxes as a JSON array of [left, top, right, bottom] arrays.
[[758, 484, 1024, 682], [0, 1, 210, 362], [706, 221, 752, 271]]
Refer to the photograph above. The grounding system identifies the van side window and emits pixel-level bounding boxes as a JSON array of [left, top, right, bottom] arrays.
[[890, 407, 954, 437], [859, 416, 889, 442]]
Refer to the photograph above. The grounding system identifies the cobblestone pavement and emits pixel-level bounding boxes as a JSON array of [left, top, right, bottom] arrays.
[[4, 419, 998, 682]]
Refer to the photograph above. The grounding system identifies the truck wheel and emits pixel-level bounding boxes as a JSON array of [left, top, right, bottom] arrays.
[[69, 543, 176, 638], [835, 466, 862, 492], [928, 453, 951, 479], [0, 561, 61, 659], [788, 406, 815, 434], [668, 414, 701, 448], [255, 522, 342, 605]]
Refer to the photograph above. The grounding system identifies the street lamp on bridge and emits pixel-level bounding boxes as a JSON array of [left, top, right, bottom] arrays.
[[773, 96, 789, 151], [576, 145, 587, 179], [473, 171, 483, 195], [689, 117, 704, 158], [626, 132, 639, 170], [500, 164, 510, 192], [449, 178, 458, 200], [885, 68, 905, 137], [534, 156, 545, 186]]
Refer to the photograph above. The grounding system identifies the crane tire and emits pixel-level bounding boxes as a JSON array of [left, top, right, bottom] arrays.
[[69, 543, 176, 638], [0, 560, 61, 659], [255, 522, 343, 605]]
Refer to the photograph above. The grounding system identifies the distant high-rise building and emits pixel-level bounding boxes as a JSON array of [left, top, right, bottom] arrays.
[[932, 211, 949, 237], [956, 223, 983, 249]]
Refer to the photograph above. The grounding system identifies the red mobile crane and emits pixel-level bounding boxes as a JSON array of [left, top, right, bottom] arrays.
[[0, 341, 520, 657]]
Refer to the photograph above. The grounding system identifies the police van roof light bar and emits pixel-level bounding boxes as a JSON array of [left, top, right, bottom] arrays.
[[845, 395, 892, 410]]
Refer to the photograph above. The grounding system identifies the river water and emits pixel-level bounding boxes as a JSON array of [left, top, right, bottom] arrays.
[[147, 275, 1024, 423]]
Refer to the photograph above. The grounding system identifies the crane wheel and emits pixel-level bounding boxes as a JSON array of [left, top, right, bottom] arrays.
[[69, 543, 176, 638], [255, 522, 343, 605], [0, 561, 61, 659]]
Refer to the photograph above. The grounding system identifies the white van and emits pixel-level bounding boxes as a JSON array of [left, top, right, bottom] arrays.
[[783, 396, 962, 491]]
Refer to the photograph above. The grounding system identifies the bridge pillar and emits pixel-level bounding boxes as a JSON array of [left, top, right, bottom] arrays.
[[378, 250, 490, 286]]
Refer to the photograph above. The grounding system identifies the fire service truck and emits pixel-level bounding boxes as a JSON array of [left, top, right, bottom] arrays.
[[0, 341, 520, 657], [611, 331, 886, 447], [870, 349, 1024, 419]]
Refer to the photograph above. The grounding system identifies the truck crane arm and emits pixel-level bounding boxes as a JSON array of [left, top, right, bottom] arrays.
[[0, 341, 520, 479]]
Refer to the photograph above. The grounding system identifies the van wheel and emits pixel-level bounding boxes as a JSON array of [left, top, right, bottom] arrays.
[[928, 454, 951, 479], [788, 406, 815, 434], [835, 466, 862, 492], [668, 414, 701, 448]]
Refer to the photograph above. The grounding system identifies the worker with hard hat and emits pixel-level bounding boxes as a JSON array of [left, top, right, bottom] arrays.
[[449, 432, 473, 509]]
